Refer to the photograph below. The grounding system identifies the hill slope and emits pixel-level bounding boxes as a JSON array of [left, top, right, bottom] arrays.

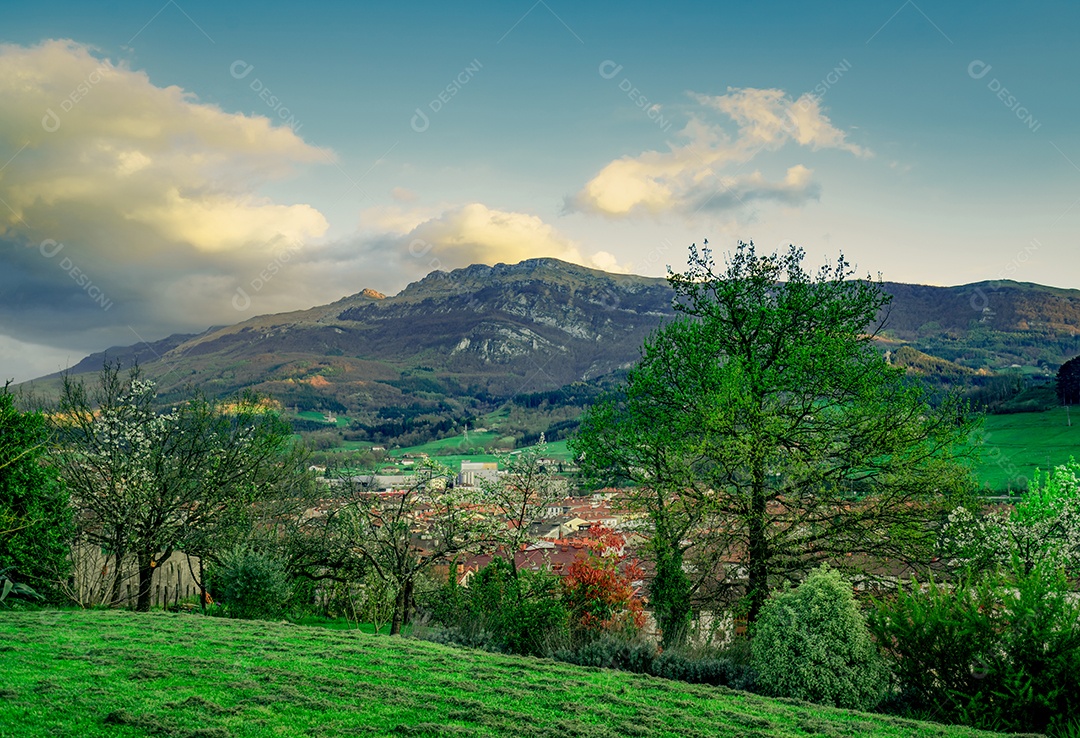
[[0, 610, 1001, 738], [18, 259, 1080, 447]]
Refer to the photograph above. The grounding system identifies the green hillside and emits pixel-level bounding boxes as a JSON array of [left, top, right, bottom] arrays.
[[977, 407, 1079, 491], [0, 610, 1000, 738]]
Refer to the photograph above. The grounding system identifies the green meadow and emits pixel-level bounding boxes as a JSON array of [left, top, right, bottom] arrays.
[[0, 610, 1002, 738], [977, 407, 1078, 491]]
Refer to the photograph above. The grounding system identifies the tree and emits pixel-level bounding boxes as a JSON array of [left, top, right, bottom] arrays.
[[1058, 355, 1080, 406], [330, 462, 495, 634], [562, 526, 646, 641], [479, 435, 564, 577], [574, 241, 976, 629], [941, 458, 1080, 576], [0, 386, 72, 599], [55, 363, 305, 611]]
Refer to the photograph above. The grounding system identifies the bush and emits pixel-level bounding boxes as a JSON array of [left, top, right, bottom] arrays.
[[554, 633, 657, 673], [561, 527, 646, 644], [549, 633, 755, 690], [652, 648, 754, 691], [207, 547, 290, 620], [869, 560, 1080, 734], [752, 566, 887, 711], [422, 557, 569, 657]]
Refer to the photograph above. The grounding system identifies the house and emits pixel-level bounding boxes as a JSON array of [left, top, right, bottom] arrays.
[[458, 461, 498, 487], [528, 516, 589, 539]]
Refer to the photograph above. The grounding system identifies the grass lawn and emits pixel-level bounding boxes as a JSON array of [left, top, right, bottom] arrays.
[[288, 615, 399, 634], [976, 407, 1079, 491], [0, 610, 1002, 738]]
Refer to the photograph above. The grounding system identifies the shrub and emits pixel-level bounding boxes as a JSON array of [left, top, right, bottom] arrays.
[[550, 633, 755, 690], [207, 546, 290, 620], [554, 633, 657, 673], [869, 560, 1080, 734], [0, 390, 72, 601], [422, 557, 569, 657], [651, 647, 755, 691], [752, 566, 887, 710]]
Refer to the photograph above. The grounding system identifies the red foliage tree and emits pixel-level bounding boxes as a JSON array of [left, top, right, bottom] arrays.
[[562, 526, 646, 635]]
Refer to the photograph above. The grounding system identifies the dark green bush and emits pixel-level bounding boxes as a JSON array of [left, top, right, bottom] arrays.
[[652, 648, 754, 690], [550, 633, 755, 690], [207, 547, 290, 621], [421, 557, 569, 657], [870, 560, 1080, 734], [554, 633, 657, 673], [752, 566, 887, 711]]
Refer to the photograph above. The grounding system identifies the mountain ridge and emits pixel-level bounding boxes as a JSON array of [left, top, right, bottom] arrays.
[[19, 258, 1080, 447]]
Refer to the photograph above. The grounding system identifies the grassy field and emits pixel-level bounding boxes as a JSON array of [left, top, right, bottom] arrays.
[[295, 410, 351, 428], [976, 407, 1078, 491], [0, 610, 1001, 738], [385, 438, 575, 472]]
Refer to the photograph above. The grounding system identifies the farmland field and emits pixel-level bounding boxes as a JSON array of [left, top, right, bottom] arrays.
[[0, 610, 1002, 738], [976, 407, 1078, 491], [385, 438, 574, 472]]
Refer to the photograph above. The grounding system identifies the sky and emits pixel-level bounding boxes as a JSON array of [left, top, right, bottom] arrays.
[[1, 1, 1078, 381]]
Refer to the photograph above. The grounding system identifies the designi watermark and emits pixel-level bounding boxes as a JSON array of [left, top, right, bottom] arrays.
[[42, 65, 109, 133], [37, 239, 113, 311], [411, 59, 483, 133], [599, 60, 672, 134], [969, 238, 1041, 314], [230, 61, 303, 133], [968, 60, 1041, 133], [232, 241, 304, 311]]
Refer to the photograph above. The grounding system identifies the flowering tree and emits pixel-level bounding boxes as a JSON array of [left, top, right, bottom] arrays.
[[562, 526, 646, 638], [480, 434, 564, 576], [55, 363, 305, 611], [327, 462, 498, 635], [942, 458, 1080, 575]]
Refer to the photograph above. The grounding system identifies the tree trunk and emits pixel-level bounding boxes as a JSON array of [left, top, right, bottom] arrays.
[[135, 555, 155, 612], [746, 459, 769, 627], [109, 548, 125, 607], [185, 553, 206, 612], [389, 585, 405, 635], [402, 580, 414, 626], [653, 531, 691, 648]]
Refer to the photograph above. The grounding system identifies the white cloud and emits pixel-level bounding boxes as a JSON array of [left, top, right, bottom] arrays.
[[567, 86, 868, 218], [0, 40, 329, 253], [0, 39, 333, 354], [697, 88, 869, 157], [401, 203, 624, 274]]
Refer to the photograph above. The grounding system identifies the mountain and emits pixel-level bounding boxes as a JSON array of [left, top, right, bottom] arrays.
[[20, 259, 1080, 447]]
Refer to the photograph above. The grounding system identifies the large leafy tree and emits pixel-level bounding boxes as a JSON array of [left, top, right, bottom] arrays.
[[1058, 355, 1080, 406], [574, 241, 976, 634], [0, 385, 72, 599], [55, 363, 306, 611]]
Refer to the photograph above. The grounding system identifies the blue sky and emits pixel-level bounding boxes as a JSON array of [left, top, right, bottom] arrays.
[[1, 1, 1078, 380]]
